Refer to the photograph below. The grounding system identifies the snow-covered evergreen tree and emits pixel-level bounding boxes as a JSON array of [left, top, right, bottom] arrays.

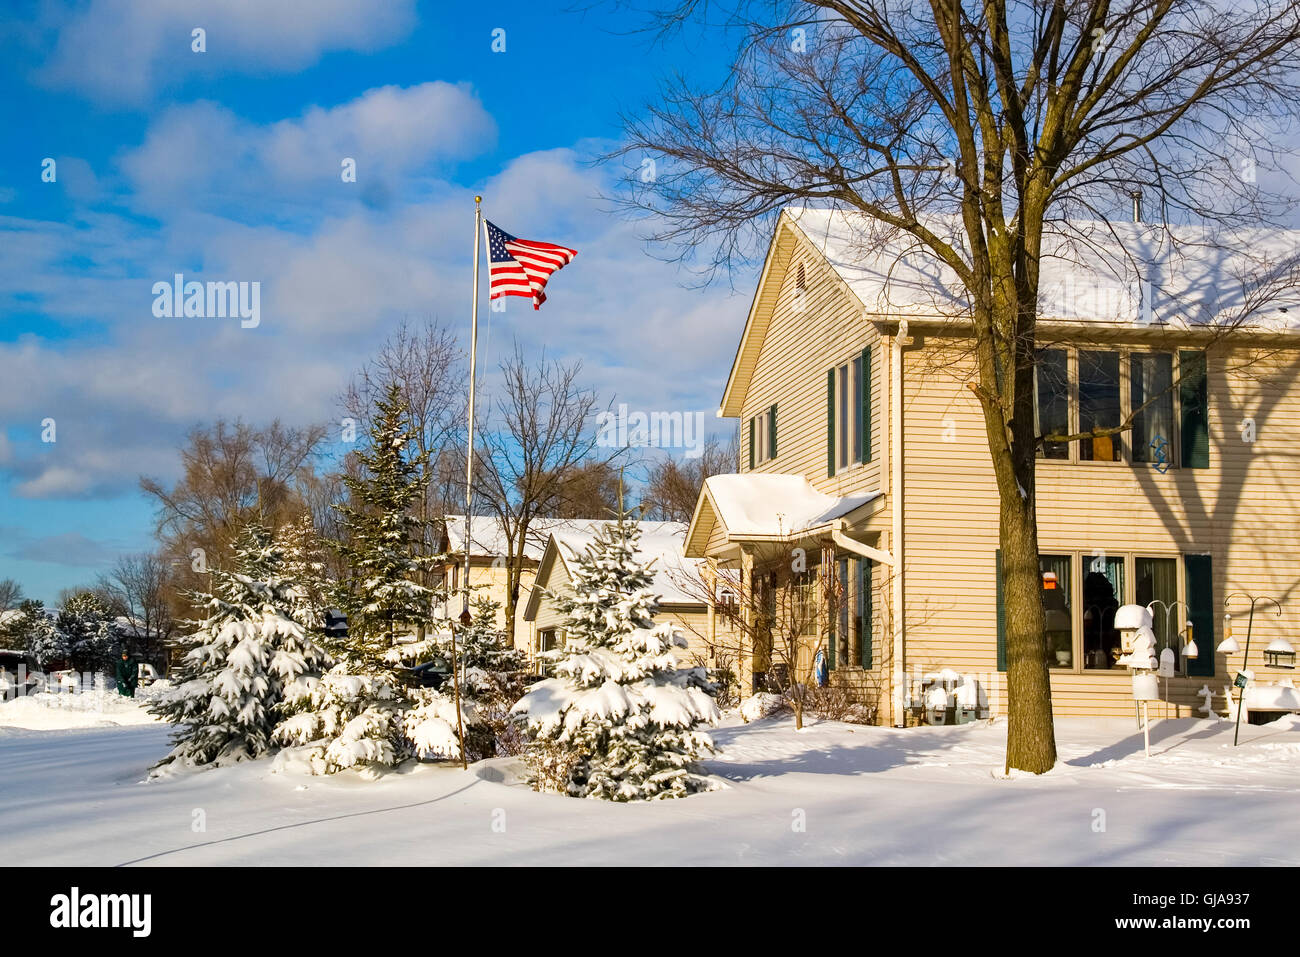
[[276, 385, 461, 774], [332, 383, 437, 666], [512, 513, 720, 800], [152, 524, 330, 769], [276, 514, 331, 632], [17, 600, 64, 669], [56, 592, 121, 674]]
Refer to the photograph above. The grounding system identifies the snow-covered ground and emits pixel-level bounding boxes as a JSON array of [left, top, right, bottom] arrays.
[[3, 695, 1299, 866]]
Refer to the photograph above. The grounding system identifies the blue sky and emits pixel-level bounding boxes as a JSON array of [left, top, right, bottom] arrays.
[[0, 0, 755, 604]]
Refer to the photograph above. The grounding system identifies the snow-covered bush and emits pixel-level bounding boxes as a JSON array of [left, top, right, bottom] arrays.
[[512, 514, 720, 801], [151, 524, 330, 770]]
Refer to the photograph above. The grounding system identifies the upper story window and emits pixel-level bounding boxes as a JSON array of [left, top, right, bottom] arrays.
[[1033, 347, 1208, 469], [1078, 350, 1122, 461], [826, 348, 872, 476], [748, 404, 776, 469], [796, 263, 806, 292]]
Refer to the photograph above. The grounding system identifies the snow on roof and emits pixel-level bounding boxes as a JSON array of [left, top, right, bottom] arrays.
[[788, 207, 1300, 330], [703, 473, 878, 538], [548, 520, 704, 605], [443, 515, 620, 562]]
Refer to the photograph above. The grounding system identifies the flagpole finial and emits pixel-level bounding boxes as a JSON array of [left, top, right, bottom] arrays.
[[474, 195, 482, 204]]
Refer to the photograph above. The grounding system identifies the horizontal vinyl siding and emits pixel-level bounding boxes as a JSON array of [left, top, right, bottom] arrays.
[[740, 233, 882, 500], [900, 341, 1300, 717]]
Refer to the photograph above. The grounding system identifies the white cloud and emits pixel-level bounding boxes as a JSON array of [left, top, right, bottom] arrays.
[[120, 83, 496, 215], [34, 0, 418, 105], [1, 130, 750, 502]]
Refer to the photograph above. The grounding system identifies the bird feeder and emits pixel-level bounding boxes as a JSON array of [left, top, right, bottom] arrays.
[[1264, 637, 1296, 670], [1115, 604, 1153, 654], [1218, 614, 1240, 655], [1182, 621, 1199, 660]]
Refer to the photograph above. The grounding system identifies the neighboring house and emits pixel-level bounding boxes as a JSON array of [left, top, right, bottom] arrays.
[[522, 521, 736, 669], [685, 206, 1300, 725], [439, 514, 681, 654]]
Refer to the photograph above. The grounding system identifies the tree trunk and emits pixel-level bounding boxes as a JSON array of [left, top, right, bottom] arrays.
[[1000, 488, 1057, 774]]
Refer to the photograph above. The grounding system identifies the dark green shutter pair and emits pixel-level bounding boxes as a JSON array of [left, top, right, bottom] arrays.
[[826, 346, 873, 477], [1179, 351, 1209, 469], [994, 549, 1215, 677]]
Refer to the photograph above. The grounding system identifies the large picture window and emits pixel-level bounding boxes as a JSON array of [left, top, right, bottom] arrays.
[[1078, 350, 1122, 461]]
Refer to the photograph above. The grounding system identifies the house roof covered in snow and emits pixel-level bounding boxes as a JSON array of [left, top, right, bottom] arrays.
[[684, 473, 880, 559], [522, 520, 709, 620], [720, 206, 1300, 416], [442, 515, 625, 563]]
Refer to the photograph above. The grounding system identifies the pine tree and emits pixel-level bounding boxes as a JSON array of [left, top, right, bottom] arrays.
[[11, 599, 62, 668], [332, 383, 436, 668], [276, 385, 461, 774], [151, 524, 330, 769], [512, 512, 720, 800], [276, 514, 331, 632], [56, 592, 120, 674]]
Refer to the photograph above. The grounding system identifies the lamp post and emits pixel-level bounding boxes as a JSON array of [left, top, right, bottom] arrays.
[[1222, 592, 1283, 746]]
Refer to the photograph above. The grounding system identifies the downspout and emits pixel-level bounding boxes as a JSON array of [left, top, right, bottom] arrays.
[[891, 319, 913, 727]]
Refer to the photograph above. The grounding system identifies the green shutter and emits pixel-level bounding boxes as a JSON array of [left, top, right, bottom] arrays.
[[860, 559, 873, 669], [860, 346, 872, 463], [995, 549, 1007, 672], [827, 369, 836, 477], [1185, 554, 1214, 677], [768, 404, 777, 460], [748, 418, 755, 471], [1179, 351, 1209, 469]]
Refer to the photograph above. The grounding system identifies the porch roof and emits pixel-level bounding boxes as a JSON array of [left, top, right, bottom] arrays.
[[684, 473, 881, 558]]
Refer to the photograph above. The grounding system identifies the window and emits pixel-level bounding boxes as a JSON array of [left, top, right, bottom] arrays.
[[1078, 350, 1122, 461], [826, 350, 871, 475], [1035, 348, 1070, 459], [796, 262, 806, 292], [856, 558, 872, 669], [1136, 557, 1178, 656], [1041, 555, 1073, 668], [1131, 353, 1174, 465], [748, 405, 777, 469], [1082, 554, 1124, 669]]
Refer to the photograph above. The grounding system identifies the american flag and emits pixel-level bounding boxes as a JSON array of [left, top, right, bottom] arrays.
[[485, 220, 577, 310]]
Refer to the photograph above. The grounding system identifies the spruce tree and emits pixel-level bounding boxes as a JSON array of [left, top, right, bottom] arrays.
[[152, 523, 330, 769], [56, 592, 120, 674], [332, 383, 436, 669], [276, 384, 461, 774], [512, 512, 720, 800]]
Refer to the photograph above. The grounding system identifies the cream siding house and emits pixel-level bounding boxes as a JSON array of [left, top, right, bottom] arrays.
[[686, 207, 1300, 725], [522, 521, 735, 670]]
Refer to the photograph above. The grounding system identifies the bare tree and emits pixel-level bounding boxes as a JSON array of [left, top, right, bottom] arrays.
[[641, 432, 739, 522], [141, 418, 327, 616], [619, 0, 1300, 772], [0, 579, 22, 613], [472, 344, 618, 642], [97, 553, 175, 664]]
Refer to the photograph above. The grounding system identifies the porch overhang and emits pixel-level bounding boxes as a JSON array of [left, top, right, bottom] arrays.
[[684, 473, 888, 562]]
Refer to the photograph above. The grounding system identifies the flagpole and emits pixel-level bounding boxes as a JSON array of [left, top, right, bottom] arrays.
[[450, 195, 481, 771]]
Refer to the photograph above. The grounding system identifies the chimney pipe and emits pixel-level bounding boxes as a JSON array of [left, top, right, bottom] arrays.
[[1130, 190, 1142, 223]]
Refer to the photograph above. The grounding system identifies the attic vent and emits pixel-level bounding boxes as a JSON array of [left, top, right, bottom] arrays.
[[796, 263, 806, 291]]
